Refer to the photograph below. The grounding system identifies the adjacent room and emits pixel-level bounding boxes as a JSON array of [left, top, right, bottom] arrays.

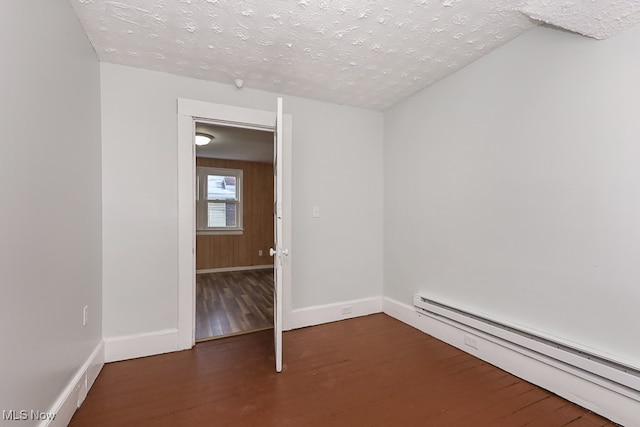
[[2, 1, 640, 426], [193, 123, 275, 341]]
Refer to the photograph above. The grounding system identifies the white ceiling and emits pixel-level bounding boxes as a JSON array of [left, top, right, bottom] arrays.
[[70, 0, 536, 110], [69, 1, 639, 110], [195, 122, 273, 163], [521, 0, 640, 40]]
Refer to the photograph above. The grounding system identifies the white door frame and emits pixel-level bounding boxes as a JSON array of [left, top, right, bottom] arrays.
[[177, 98, 293, 350]]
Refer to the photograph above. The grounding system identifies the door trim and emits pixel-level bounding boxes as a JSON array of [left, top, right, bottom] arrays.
[[177, 98, 293, 350]]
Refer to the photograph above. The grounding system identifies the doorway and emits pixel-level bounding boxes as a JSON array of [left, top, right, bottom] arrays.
[[176, 99, 292, 353], [194, 122, 275, 342]]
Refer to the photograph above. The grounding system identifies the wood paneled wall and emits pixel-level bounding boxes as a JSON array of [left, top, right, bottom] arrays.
[[196, 158, 274, 270]]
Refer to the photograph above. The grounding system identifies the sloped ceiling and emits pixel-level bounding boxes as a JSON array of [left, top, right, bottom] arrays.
[[70, 1, 638, 110], [521, 0, 640, 40]]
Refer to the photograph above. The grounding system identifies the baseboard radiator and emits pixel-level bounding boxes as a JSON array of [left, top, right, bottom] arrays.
[[414, 294, 640, 394]]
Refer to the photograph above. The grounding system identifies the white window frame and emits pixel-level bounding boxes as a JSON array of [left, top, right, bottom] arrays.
[[196, 166, 243, 235]]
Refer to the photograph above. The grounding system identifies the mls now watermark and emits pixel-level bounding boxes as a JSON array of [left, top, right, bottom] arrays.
[[3, 410, 56, 421]]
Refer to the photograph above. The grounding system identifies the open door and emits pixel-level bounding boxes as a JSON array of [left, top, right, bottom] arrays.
[[270, 98, 286, 372]]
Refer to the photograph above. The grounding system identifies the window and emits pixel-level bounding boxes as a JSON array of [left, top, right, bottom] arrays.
[[196, 166, 243, 234]]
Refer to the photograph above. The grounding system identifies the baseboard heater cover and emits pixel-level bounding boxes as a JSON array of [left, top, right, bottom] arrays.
[[414, 294, 640, 394]]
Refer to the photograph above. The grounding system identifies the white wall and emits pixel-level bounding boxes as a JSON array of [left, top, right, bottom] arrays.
[[0, 0, 102, 422], [384, 24, 640, 368], [100, 63, 383, 339]]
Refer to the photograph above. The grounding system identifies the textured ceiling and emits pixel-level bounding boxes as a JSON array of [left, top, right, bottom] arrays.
[[521, 0, 640, 39], [69, 1, 640, 109], [195, 122, 273, 163], [70, 0, 537, 110]]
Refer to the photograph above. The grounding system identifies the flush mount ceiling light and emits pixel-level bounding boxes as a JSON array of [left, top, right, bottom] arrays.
[[195, 133, 213, 146]]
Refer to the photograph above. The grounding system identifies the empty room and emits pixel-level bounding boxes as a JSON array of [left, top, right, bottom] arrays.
[[2, 1, 639, 426]]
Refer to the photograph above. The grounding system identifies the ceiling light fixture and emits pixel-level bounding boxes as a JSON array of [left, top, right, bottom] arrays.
[[195, 133, 213, 146]]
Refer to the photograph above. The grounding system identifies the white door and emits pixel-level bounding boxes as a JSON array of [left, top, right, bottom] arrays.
[[270, 98, 286, 372]]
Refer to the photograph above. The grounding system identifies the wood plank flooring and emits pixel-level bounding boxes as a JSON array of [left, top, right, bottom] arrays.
[[70, 314, 614, 427], [196, 268, 274, 341]]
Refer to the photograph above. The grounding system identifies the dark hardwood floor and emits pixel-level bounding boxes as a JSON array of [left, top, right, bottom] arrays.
[[196, 268, 274, 341], [70, 314, 614, 427]]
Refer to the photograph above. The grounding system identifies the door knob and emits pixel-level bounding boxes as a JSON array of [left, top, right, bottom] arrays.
[[269, 248, 289, 256]]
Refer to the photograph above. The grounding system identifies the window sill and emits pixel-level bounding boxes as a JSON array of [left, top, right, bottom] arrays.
[[196, 229, 244, 236]]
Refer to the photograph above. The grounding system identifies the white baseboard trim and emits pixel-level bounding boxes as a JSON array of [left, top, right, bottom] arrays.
[[196, 265, 273, 274], [104, 328, 180, 363], [41, 341, 104, 427], [382, 297, 640, 427], [291, 296, 382, 329]]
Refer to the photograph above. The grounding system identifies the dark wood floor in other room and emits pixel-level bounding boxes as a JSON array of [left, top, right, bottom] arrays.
[[196, 268, 274, 341], [70, 314, 614, 427]]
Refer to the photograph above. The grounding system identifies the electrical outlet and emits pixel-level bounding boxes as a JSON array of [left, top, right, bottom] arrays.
[[258, 250, 263, 256], [464, 333, 479, 349], [83, 305, 88, 327], [341, 305, 352, 316]]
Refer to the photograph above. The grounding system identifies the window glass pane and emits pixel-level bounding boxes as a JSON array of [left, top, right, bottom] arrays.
[[207, 202, 237, 228], [207, 175, 237, 200], [226, 203, 237, 227]]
